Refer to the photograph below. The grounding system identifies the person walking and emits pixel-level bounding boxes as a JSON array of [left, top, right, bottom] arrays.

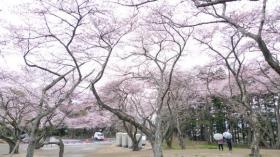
[[223, 130, 233, 152], [226, 138, 232, 151], [214, 133, 224, 151], [218, 139, 224, 151]]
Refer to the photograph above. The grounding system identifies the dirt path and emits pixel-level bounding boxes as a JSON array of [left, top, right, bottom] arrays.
[[0, 143, 102, 157], [1, 143, 280, 157], [93, 145, 280, 157]]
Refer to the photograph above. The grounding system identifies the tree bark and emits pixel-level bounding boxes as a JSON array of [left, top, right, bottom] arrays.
[[163, 123, 174, 149], [123, 121, 141, 151], [9, 140, 20, 157], [256, 37, 280, 77], [275, 97, 280, 149], [26, 118, 40, 157], [43, 139, 64, 157], [176, 117, 185, 149], [8, 141, 19, 154], [130, 134, 141, 151], [165, 135, 173, 149], [26, 134, 37, 157], [131, 141, 141, 151], [276, 114, 280, 149], [249, 113, 261, 157], [0, 136, 19, 155], [58, 139, 64, 157], [151, 116, 163, 157]]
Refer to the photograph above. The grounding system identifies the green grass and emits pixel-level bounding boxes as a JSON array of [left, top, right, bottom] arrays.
[[163, 138, 249, 150], [197, 144, 218, 149]]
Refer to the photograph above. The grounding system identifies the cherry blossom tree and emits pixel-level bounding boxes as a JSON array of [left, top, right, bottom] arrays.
[[194, 29, 266, 156], [162, 71, 201, 149], [100, 78, 155, 151], [247, 62, 280, 148], [64, 92, 114, 129], [1, 1, 279, 157], [91, 4, 193, 156], [195, 0, 280, 80], [8, 0, 132, 157], [0, 69, 73, 157], [0, 75, 33, 154]]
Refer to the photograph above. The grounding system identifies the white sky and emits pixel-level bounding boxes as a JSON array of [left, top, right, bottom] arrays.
[[1, 0, 278, 80], [0, 0, 212, 72]]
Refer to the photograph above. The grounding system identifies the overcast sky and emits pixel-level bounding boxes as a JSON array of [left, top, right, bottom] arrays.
[[1, 0, 277, 76]]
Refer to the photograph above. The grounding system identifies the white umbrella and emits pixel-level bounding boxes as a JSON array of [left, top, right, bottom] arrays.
[[223, 132, 232, 139], [213, 133, 223, 140]]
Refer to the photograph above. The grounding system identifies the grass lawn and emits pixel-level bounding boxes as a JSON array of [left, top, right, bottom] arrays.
[[162, 139, 248, 150], [1, 141, 280, 157]]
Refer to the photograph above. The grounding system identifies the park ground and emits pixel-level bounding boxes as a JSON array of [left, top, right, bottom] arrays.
[[1, 140, 280, 157], [93, 144, 280, 157]]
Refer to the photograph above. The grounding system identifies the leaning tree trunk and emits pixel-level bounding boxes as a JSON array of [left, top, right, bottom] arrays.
[[250, 113, 261, 157], [151, 116, 163, 157], [8, 141, 19, 154], [0, 136, 19, 154], [10, 140, 20, 156]]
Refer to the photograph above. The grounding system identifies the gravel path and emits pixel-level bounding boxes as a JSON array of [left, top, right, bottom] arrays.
[[0, 140, 112, 157]]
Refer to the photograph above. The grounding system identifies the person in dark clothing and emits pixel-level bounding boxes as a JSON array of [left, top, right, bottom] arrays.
[[226, 138, 232, 151], [223, 129, 233, 151], [218, 139, 224, 151]]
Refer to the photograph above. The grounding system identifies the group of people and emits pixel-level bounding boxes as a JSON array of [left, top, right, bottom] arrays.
[[215, 130, 233, 152]]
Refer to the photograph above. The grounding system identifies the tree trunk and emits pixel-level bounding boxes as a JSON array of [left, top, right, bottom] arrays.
[[178, 134, 185, 149], [247, 127, 252, 146], [176, 117, 185, 149], [26, 134, 37, 157], [58, 139, 64, 157], [131, 134, 141, 151], [123, 121, 141, 151], [151, 140, 163, 157], [276, 114, 280, 149], [26, 118, 40, 157], [8, 141, 19, 154], [249, 114, 261, 157], [35, 135, 48, 150], [10, 140, 20, 157], [164, 123, 174, 149], [44, 139, 64, 157], [275, 97, 280, 149], [151, 116, 163, 157], [250, 127, 261, 157], [0, 136, 19, 155], [165, 135, 173, 149], [241, 119, 246, 144], [207, 126, 213, 144], [131, 141, 141, 151]]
